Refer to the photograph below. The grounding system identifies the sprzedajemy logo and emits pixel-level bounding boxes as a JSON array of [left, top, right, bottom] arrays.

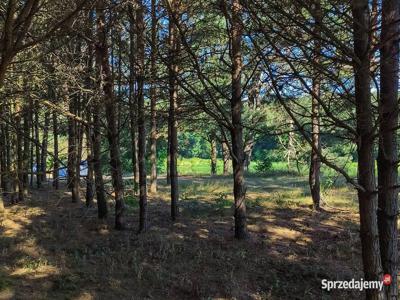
[[321, 274, 392, 292]]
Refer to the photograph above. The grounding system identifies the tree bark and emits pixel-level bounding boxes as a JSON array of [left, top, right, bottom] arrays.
[[377, 0, 399, 298], [34, 104, 41, 188], [352, 1, 384, 299], [309, 0, 322, 210], [222, 141, 230, 176], [22, 98, 30, 196], [129, 5, 139, 195], [15, 101, 23, 202], [210, 135, 217, 175], [67, 91, 80, 203], [230, 0, 247, 239], [96, 0, 125, 229], [40, 111, 50, 183], [137, 0, 148, 232], [85, 112, 94, 206], [52, 111, 59, 189], [168, 1, 179, 221], [92, 95, 107, 219], [149, 0, 158, 194]]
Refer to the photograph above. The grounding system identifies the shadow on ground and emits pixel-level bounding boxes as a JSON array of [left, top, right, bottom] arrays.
[[0, 177, 362, 299]]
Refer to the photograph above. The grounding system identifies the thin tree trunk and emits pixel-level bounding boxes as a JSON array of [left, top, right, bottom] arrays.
[[129, 6, 139, 195], [85, 9, 95, 206], [167, 123, 171, 184], [222, 141, 230, 175], [15, 101, 23, 202], [309, 0, 322, 210], [76, 100, 84, 202], [67, 92, 80, 203], [352, 1, 384, 299], [22, 101, 30, 195], [34, 105, 41, 188], [168, 1, 179, 221], [210, 135, 217, 175], [96, 0, 125, 229], [230, 0, 247, 239], [243, 139, 254, 172], [86, 111, 94, 206], [377, 0, 399, 297], [40, 111, 50, 183], [0, 191, 4, 213], [149, 0, 158, 194], [137, 1, 147, 232], [92, 97, 107, 219], [52, 111, 59, 189]]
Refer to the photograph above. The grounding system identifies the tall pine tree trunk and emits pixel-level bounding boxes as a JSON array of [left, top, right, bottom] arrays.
[[230, 0, 247, 239], [168, 1, 179, 220], [309, 0, 322, 210], [377, 0, 399, 297], [52, 111, 59, 189], [129, 6, 139, 195], [149, 0, 158, 194], [96, 0, 125, 229], [137, 1, 147, 232], [352, 1, 384, 298]]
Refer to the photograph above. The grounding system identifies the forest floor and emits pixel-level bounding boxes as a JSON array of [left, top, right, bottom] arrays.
[[0, 175, 364, 299]]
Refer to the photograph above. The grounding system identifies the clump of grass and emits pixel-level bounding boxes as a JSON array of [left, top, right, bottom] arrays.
[[247, 197, 266, 208], [270, 192, 298, 208], [20, 256, 49, 270], [52, 274, 79, 291], [213, 193, 231, 210], [0, 274, 11, 291], [125, 193, 139, 210]]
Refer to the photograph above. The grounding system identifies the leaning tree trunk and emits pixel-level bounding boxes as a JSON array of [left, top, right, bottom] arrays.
[[96, 0, 125, 229], [352, 1, 384, 299], [168, 1, 179, 221], [377, 0, 399, 298], [309, 0, 322, 210], [149, 0, 158, 194], [230, 0, 247, 239], [136, 1, 147, 232]]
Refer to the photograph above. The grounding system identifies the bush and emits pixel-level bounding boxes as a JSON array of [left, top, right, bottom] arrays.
[[255, 150, 276, 173]]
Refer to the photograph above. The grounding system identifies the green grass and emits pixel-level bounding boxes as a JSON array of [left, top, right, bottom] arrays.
[[171, 157, 358, 184], [175, 157, 227, 175]]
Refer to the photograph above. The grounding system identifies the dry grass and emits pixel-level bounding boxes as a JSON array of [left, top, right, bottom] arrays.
[[0, 175, 363, 299]]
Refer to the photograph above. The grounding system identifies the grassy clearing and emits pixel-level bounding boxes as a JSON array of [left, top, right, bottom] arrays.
[[0, 174, 362, 299]]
